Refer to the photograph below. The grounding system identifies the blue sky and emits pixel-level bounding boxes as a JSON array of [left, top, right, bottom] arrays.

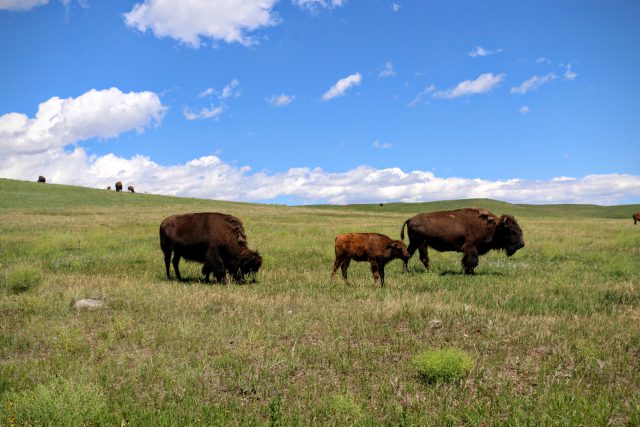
[[1, 0, 639, 204]]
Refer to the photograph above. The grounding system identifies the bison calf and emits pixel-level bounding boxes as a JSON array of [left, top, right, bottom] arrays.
[[634, 212, 640, 225], [401, 208, 524, 275], [331, 233, 409, 287], [128, 186, 135, 193], [159, 212, 262, 284]]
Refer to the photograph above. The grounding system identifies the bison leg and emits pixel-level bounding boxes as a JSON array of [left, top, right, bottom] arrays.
[[340, 257, 351, 285], [417, 241, 430, 270], [369, 261, 381, 286], [172, 253, 182, 281], [378, 261, 387, 287], [461, 244, 479, 275], [331, 254, 346, 282], [405, 240, 419, 272], [163, 249, 172, 280], [204, 247, 226, 284]]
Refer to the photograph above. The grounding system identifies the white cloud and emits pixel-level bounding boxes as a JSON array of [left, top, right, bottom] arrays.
[[266, 94, 295, 107], [373, 140, 393, 149], [3, 150, 639, 205], [0, 0, 48, 11], [434, 73, 504, 99], [391, 2, 401, 12], [518, 105, 530, 114], [123, 0, 280, 47], [511, 73, 556, 94], [536, 57, 551, 64], [198, 87, 215, 98], [183, 105, 225, 121], [322, 72, 362, 101], [293, 0, 344, 11], [221, 79, 240, 99], [0, 88, 165, 155], [468, 46, 502, 58], [408, 84, 435, 107], [564, 64, 578, 80], [379, 62, 395, 78]]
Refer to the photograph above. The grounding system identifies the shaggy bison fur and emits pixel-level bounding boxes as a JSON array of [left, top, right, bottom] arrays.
[[331, 232, 410, 287], [159, 212, 262, 284], [401, 208, 525, 274], [634, 212, 640, 225], [115, 181, 123, 192]]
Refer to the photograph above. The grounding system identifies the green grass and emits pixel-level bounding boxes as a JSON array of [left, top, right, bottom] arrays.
[[1, 178, 639, 425]]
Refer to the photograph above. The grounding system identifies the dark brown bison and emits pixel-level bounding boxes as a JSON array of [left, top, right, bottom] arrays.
[[159, 212, 262, 284], [331, 232, 410, 287], [37, 176, 46, 183], [401, 208, 525, 275], [634, 212, 640, 225], [128, 186, 135, 193], [115, 181, 123, 192], [106, 186, 111, 190]]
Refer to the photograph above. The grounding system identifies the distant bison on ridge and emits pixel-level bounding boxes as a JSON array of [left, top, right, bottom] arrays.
[[115, 181, 123, 192], [37, 176, 46, 183], [401, 208, 525, 275], [331, 232, 409, 287], [159, 212, 262, 284], [128, 186, 135, 193], [634, 212, 640, 225]]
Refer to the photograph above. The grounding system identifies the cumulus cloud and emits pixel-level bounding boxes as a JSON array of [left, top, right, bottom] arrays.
[[322, 72, 362, 101], [433, 73, 504, 99], [184, 80, 239, 121], [198, 87, 215, 98], [511, 73, 556, 94], [0, 88, 165, 155], [373, 140, 393, 149], [183, 105, 225, 121], [266, 94, 295, 107], [0, 0, 48, 11], [123, 0, 280, 47], [408, 84, 436, 107], [519, 105, 530, 114], [468, 46, 502, 58], [221, 79, 240, 99], [3, 150, 639, 205], [391, 3, 401, 12]]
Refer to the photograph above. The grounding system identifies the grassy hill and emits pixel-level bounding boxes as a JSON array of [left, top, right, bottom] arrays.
[[1, 178, 639, 425]]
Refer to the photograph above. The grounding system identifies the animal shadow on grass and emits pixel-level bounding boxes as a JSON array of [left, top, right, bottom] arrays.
[[439, 269, 506, 277]]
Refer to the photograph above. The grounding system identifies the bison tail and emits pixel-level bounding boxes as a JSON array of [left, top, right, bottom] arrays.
[[400, 219, 409, 241]]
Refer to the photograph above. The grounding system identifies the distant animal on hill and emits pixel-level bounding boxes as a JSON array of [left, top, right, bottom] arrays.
[[634, 212, 640, 225], [37, 176, 46, 183], [331, 232, 410, 287], [106, 186, 111, 190], [115, 181, 123, 192], [159, 212, 262, 284], [401, 208, 525, 275], [128, 186, 135, 193]]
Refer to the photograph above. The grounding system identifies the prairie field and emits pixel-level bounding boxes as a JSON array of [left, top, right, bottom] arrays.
[[0, 178, 639, 426]]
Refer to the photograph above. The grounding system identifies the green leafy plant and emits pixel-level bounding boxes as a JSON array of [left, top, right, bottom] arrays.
[[413, 348, 474, 384]]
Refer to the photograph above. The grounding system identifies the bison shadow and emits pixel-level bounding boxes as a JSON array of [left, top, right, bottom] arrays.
[[165, 276, 258, 286], [438, 269, 506, 277]]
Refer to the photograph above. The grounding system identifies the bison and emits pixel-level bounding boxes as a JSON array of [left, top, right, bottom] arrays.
[[331, 232, 410, 287], [37, 176, 46, 183], [159, 212, 262, 284], [634, 212, 640, 225], [128, 186, 135, 193], [106, 186, 111, 190], [115, 181, 123, 192], [401, 208, 525, 275]]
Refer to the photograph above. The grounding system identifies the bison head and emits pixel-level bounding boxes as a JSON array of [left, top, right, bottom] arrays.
[[234, 249, 263, 283], [389, 240, 410, 262], [495, 215, 525, 256]]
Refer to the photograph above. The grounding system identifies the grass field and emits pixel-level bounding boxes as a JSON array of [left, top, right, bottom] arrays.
[[1, 178, 639, 426]]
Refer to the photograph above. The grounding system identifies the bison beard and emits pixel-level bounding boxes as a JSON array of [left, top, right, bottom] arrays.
[[401, 208, 524, 275], [159, 212, 262, 284]]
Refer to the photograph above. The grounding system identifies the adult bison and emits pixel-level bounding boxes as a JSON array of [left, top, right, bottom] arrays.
[[128, 186, 135, 193], [401, 208, 525, 275], [634, 212, 640, 225], [37, 176, 46, 183], [159, 212, 262, 284], [115, 181, 123, 192], [331, 232, 410, 287]]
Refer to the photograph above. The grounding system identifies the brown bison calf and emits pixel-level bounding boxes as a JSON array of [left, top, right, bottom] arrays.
[[128, 186, 135, 193], [401, 208, 524, 275], [634, 212, 640, 225], [331, 233, 410, 287], [37, 176, 46, 183], [115, 181, 123, 192], [159, 212, 262, 284]]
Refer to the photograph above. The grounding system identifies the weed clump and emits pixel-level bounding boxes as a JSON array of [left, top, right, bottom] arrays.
[[413, 348, 474, 384], [0, 266, 42, 294]]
